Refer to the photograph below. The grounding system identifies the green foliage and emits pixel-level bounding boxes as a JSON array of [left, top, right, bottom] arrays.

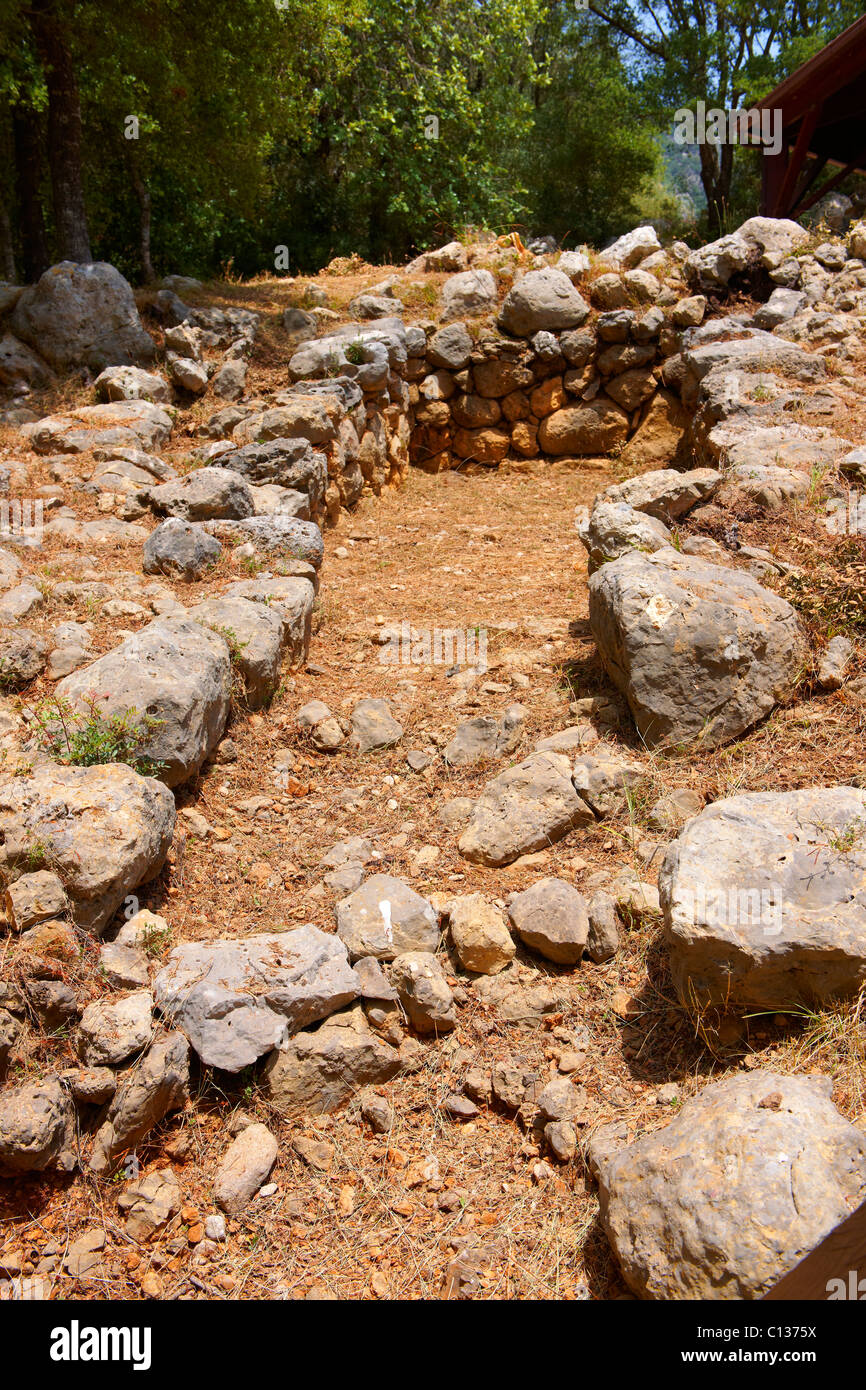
[[31, 694, 166, 777], [518, 15, 662, 247], [1, 0, 863, 277]]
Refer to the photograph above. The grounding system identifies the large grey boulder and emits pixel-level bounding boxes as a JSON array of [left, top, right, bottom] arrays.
[[0, 1078, 75, 1176], [207, 515, 323, 569], [660, 787, 866, 1011], [55, 616, 232, 787], [507, 878, 589, 964], [142, 518, 222, 581], [24, 400, 172, 455], [11, 261, 156, 370], [499, 269, 590, 336], [147, 467, 254, 521], [89, 1030, 189, 1174], [441, 269, 498, 321], [0, 761, 175, 934], [589, 549, 806, 749], [459, 752, 594, 867], [216, 438, 328, 513], [262, 1005, 401, 1116], [596, 1071, 866, 1299], [185, 596, 285, 707], [222, 576, 315, 667], [578, 502, 672, 572], [336, 874, 438, 961], [153, 925, 360, 1071]]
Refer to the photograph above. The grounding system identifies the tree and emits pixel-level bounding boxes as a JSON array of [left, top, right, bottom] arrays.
[[520, 6, 662, 247], [584, 0, 864, 236], [27, 0, 91, 260], [266, 0, 548, 268]]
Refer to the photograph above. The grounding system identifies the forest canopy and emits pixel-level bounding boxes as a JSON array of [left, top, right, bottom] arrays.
[[1, 0, 863, 282]]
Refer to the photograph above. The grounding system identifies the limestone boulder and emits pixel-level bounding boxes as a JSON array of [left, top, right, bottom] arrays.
[[0, 1078, 75, 1176], [459, 752, 594, 867], [153, 925, 360, 1071], [589, 549, 806, 749], [498, 270, 590, 336], [659, 787, 866, 1010], [11, 261, 156, 370], [55, 616, 232, 787], [262, 1006, 401, 1116], [0, 760, 175, 934], [597, 1071, 866, 1299]]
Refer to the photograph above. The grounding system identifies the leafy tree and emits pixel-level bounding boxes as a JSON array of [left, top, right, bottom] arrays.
[[265, 0, 548, 269], [520, 6, 663, 248], [584, 0, 865, 235]]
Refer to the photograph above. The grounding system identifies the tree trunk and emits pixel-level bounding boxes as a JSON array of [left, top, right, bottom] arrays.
[[699, 140, 734, 240], [0, 197, 16, 282], [129, 164, 156, 281], [29, 0, 91, 263], [12, 107, 50, 280]]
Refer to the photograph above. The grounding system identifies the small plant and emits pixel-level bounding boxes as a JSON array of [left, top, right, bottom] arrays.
[[21, 832, 52, 873], [209, 623, 250, 703], [820, 815, 866, 857], [343, 338, 366, 365], [140, 918, 172, 957], [210, 624, 248, 667], [31, 694, 166, 777]]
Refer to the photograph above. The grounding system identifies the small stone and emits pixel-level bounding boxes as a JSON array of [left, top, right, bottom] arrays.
[[389, 951, 456, 1033], [4, 871, 67, 933], [818, 635, 853, 691], [586, 891, 620, 963], [77, 990, 153, 1066], [360, 1091, 393, 1133], [507, 878, 589, 964], [448, 893, 516, 975], [214, 1123, 278, 1214], [204, 1214, 226, 1242], [98, 942, 150, 990], [545, 1120, 577, 1161], [443, 1095, 478, 1120]]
